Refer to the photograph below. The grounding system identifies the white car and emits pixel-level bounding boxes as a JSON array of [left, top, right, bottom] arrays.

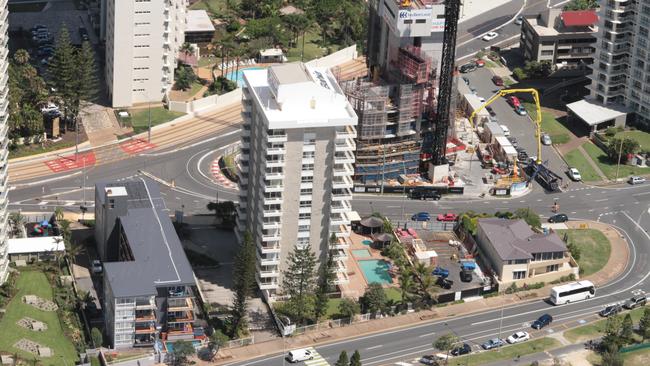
[[478, 96, 486, 103], [628, 176, 646, 185], [500, 124, 511, 137], [91, 260, 103, 274], [287, 348, 314, 363], [507, 331, 530, 344], [482, 32, 499, 41], [541, 133, 552, 145], [40, 102, 59, 114], [514, 16, 524, 25], [568, 167, 582, 181]]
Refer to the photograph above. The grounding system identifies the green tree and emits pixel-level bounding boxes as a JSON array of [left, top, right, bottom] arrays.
[[564, 0, 598, 10], [282, 244, 317, 324], [621, 313, 633, 342], [208, 329, 229, 360], [515, 208, 541, 229], [360, 283, 387, 314], [171, 340, 196, 366], [606, 137, 639, 164], [206, 201, 236, 226], [602, 315, 623, 353], [414, 262, 437, 304], [398, 268, 416, 303], [75, 41, 99, 108], [338, 298, 360, 319], [7, 49, 48, 139], [639, 307, 650, 340], [433, 333, 459, 364], [90, 327, 103, 347], [349, 350, 361, 366], [175, 66, 197, 91], [48, 24, 77, 126], [334, 351, 348, 366], [230, 231, 256, 337], [314, 235, 337, 322], [601, 349, 624, 366], [566, 241, 581, 261]]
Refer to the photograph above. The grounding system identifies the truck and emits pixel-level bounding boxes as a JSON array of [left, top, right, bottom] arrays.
[[460, 260, 476, 282]]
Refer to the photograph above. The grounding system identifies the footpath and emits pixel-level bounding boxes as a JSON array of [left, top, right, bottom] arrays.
[[209, 221, 629, 365]]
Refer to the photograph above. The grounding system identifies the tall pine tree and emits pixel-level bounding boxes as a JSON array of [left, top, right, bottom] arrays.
[[334, 351, 348, 366], [48, 24, 77, 125], [282, 244, 317, 325], [75, 41, 99, 108], [230, 231, 256, 337], [314, 234, 337, 322], [349, 350, 362, 366]]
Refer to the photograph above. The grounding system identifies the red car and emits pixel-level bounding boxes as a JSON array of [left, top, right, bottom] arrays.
[[507, 96, 521, 108], [492, 75, 504, 86], [475, 59, 485, 67], [437, 213, 459, 222]]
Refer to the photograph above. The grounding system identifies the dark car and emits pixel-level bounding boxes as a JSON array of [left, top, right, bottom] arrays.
[[548, 214, 569, 223], [432, 267, 450, 278], [600, 304, 622, 317], [492, 75, 504, 86], [411, 212, 431, 221], [623, 295, 646, 309], [437, 277, 453, 289], [482, 338, 505, 350], [531, 314, 553, 329], [460, 63, 477, 73], [451, 343, 471, 356], [462, 76, 470, 85], [409, 189, 442, 201], [485, 105, 496, 117], [419, 355, 440, 365]]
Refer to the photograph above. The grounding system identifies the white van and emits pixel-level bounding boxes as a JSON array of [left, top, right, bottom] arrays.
[[628, 176, 646, 185], [287, 348, 314, 363]]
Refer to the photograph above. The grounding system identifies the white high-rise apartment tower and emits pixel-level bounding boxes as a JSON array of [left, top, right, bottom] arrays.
[[589, 0, 650, 128], [0, 0, 10, 283], [104, 0, 187, 108], [236, 63, 358, 301]]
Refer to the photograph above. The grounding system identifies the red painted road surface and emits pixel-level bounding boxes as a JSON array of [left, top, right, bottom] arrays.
[[45, 152, 96, 173], [211, 159, 237, 188], [120, 139, 157, 154]]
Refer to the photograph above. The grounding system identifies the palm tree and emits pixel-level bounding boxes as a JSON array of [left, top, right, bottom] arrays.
[[54, 207, 64, 223], [8, 212, 26, 237], [13, 49, 30, 65], [65, 241, 86, 265], [398, 269, 415, 303]]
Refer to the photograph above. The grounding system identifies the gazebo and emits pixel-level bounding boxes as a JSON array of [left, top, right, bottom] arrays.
[[358, 216, 384, 235], [373, 233, 394, 248]]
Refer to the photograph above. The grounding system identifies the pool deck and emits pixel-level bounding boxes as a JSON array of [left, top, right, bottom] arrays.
[[340, 231, 399, 299]]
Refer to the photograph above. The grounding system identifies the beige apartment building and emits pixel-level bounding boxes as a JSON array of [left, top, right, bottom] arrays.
[[520, 8, 598, 71], [104, 0, 187, 107], [236, 63, 358, 301], [475, 218, 579, 288], [0, 0, 9, 284]]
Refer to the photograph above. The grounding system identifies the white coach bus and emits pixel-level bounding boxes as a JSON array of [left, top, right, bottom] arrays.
[[550, 281, 596, 305]]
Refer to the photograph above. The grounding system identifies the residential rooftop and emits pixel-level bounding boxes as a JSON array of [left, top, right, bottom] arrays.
[[478, 218, 567, 260], [525, 8, 598, 37], [97, 179, 195, 298], [186, 10, 216, 33]]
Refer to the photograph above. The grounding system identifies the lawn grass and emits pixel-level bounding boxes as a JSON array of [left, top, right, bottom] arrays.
[[582, 141, 650, 180], [448, 338, 561, 366], [556, 229, 610, 276], [563, 148, 602, 182], [127, 107, 186, 134], [189, 0, 234, 13], [0, 271, 78, 365], [563, 306, 647, 343], [615, 130, 650, 150], [624, 347, 650, 366], [524, 103, 571, 144], [286, 30, 331, 63], [485, 59, 501, 68], [503, 77, 516, 87], [9, 141, 77, 159]]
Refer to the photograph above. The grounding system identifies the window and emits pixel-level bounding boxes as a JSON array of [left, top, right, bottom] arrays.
[[135, 33, 150, 37], [512, 270, 526, 280], [134, 67, 150, 70], [135, 22, 150, 26], [301, 176, 313, 183], [302, 163, 314, 171], [298, 225, 310, 232], [134, 45, 150, 48], [135, 10, 151, 14], [299, 213, 311, 220], [299, 200, 311, 208], [134, 55, 150, 59], [541, 50, 554, 56], [109, 199, 115, 208], [404, 19, 413, 24], [546, 264, 559, 272], [415, 19, 426, 23], [300, 188, 312, 195], [302, 151, 315, 159]]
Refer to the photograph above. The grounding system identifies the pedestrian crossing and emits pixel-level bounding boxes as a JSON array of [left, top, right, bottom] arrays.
[[303, 347, 329, 366]]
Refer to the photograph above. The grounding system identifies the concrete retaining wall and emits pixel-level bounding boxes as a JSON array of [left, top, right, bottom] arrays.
[[306, 45, 358, 68]]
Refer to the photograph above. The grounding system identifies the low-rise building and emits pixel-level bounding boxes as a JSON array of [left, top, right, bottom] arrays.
[[520, 8, 598, 71], [475, 218, 579, 287], [95, 179, 199, 349], [185, 10, 215, 44]]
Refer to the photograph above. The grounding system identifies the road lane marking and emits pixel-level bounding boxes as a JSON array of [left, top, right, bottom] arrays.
[[366, 345, 383, 350], [418, 332, 436, 338], [595, 198, 608, 202]]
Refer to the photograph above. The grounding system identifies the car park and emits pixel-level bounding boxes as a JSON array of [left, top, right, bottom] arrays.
[[492, 75, 504, 86], [628, 176, 646, 185], [500, 124, 510, 137], [91, 260, 103, 274], [568, 167, 582, 181], [460, 63, 477, 73], [541, 134, 552, 145], [623, 295, 647, 309], [482, 31, 498, 41], [482, 338, 505, 350], [507, 331, 530, 344], [450, 343, 471, 356], [287, 348, 314, 363], [437, 213, 458, 222], [412, 212, 431, 221], [409, 189, 441, 201], [432, 267, 450, 278], [531, 314, 553, 329], [548, 214, 569, 223], [599, 304, 622, 317]]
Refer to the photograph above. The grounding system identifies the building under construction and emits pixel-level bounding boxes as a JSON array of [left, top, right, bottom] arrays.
[[341, 45, 438, 184]]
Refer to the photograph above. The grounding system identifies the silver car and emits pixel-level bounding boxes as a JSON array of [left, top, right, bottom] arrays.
[[541, 134, 552, 145]]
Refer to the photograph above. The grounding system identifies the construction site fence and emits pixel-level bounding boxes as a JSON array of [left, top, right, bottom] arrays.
[[223, 336, 255, 349], [353, 185, 465, 195]]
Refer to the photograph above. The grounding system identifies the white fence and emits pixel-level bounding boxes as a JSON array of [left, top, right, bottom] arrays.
[[305, 45, 358, 68]]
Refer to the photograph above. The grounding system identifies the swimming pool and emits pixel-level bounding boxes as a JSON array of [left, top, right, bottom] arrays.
[[165, 340, 201, 352], [358, 260, 393, 285], [361, 240, 373, 246], [352, 249, 371, 258], [225, 66, 266, 87]]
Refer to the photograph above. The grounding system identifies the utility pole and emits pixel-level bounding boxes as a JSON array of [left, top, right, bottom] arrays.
[[147, 98, 152, 143], [380, 146, 386, 195], [75, 116, 79, 158], [615, 138, 624, 181]]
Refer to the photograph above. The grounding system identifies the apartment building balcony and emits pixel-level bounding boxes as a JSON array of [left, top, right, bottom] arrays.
[[259, 242, 281, 254], [262, 220, 282, 230], [335, 126, 357, 139], [167, 324, 194, 341], [267, 134, 288, 143], [242, 127, 250, 138], [332, 176, 354, 189], [333, 163, 354, 177], [263, 208, 282, 218], [332, 272, 349, 285], [167, 298, 193, 312], [236, 206, 247, 221], [256, 275, 279, 290], [135, 324, 156, 334], [240, 163, 249, 173], [334, 151, 355, 164], [332, 188, 353, 201], [334, 261, 347, 273], [332, 226, 352, 241], [265, 159, 284, 169], [241, 137, 250, 149], [135, 309, 156, 322], [331, 249, 348, 261], [167, 311, 194, 324], [331, 201, 351, 214], [334, 137, 356, 152], [264, 171, 284, 181], [263, 196, 282, 206], [263, 182, 283, 193], [331, 213, 351, 227], [257, 252, 281, 266], [256, 264, 281, 278]]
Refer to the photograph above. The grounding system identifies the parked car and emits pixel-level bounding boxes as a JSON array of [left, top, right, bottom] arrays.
[[419, 355, 441, 365], [548, 214, 569, 223], [412, 212, 431, 221], [508, 96, 521, 108], [460, 63, 477, 73], [623, 295, 647, 309], [432, 267, 450, 278], [287, 348, 314, 363], [485, 105, 496, 117], [470, 86, 478, 94], [482, 338, 505, 350], [492, 75, 504, 86], [450, 343, 472, 356], [568, 167, 582, 181], [437, 277, 453, 289], [437, 213, 458, 222], [482, 31, 499, 41], [475, 59, 485, 67], [599, 304, 622, 317], [478, 96, 486, 103], [409, 189, 442, 201], [40, 102, 59, 114], [516, 105, 528, 116], [514, 15, 524, 25], [628, 176, 646, 185], [531, 314, 553, 329], [500, 124, 510, 137], [462, 76, 470, 85], [541, 134, 552, 145], [91, 260, 103, 274], [507, 331, 530, 344]]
